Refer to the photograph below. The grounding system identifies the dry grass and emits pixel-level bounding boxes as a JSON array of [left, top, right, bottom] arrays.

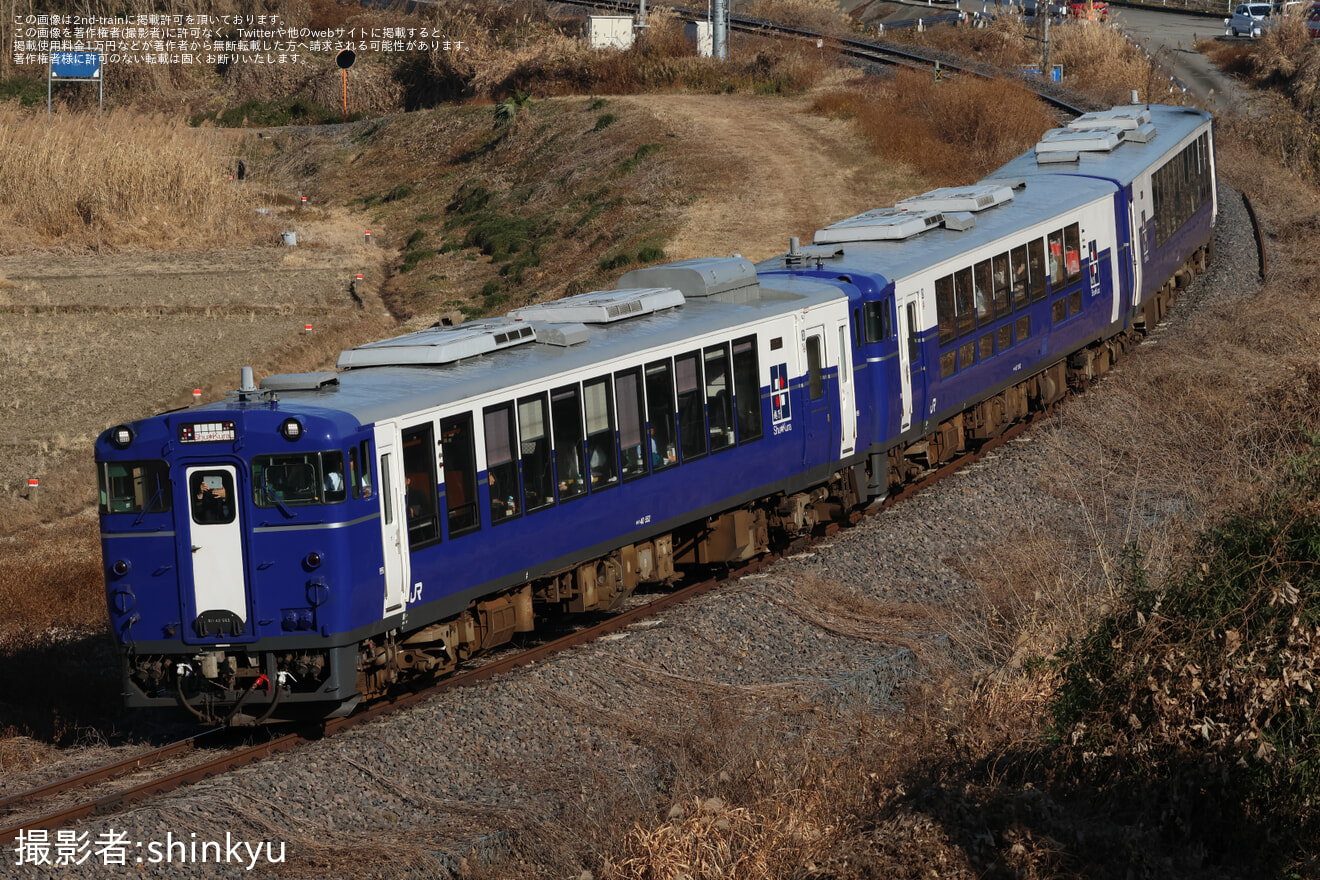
[[812, 70, 1054, 183], [0, 107, 270, 252]]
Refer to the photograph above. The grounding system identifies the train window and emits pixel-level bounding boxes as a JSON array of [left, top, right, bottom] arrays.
[[732, 336, 764, 445], [483, 404, 521, 524], [1047, 229, 1065, 286], [380, 453, 394, 526], [252, 452, 344, 508], [359, 440, 373, 499], [402, 425, 440, 548], [1028, 239, 1047, 302], [958, 341, 975, 372], [441, 414, 480, 538], [551, 385, 587, 501], [992, 253, 1011, 317], [616, 369, 648, 483], [675, 352, 708, 463], [705, 344, 736, 452], [805, 336, 824, 401], [1069, 290, 1082, 318], [865, 300, 893, 344], [518, 394, 555, 514], [974, 259, 994, 324], [584, 377, 619, 491], [1010, 245, 1030, 311], [853, 309, 863, 349], [1052, 298, 1067, 325], [99, 460, 171, 515], [645, 360, 679, 473], [1064, 224, 1081, 283], [1015, 315, 1030, 343], [906, 302, 920, 367], [348, 447, 360, 500], [934, 276, 956, 346], [978, 332, 994, 362], [953, 267, 975, 337], [998, 325, 1012, 352], [189, 470, 235, 526], [940, 350, 956, 379]]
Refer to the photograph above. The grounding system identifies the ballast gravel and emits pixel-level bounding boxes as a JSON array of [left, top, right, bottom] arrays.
[[7, 185, 1259, 879]]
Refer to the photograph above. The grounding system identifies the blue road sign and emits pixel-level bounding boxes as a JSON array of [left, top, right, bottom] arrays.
[[51, 51, 100, 79]]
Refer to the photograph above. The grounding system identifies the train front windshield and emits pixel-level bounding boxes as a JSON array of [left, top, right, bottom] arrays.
[[251, 452, 347, 507]]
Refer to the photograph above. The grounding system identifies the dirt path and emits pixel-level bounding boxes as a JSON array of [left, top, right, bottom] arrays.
[[619, 93, 921, 262]]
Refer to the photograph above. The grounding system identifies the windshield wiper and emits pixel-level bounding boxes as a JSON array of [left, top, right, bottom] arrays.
[[261, 470, 295, 518], [133, 478, 168, 526]]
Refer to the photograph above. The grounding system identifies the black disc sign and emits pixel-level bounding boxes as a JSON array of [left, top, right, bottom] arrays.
[[336, 49, 356, 69]]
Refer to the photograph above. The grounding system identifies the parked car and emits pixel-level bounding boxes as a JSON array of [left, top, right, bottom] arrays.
[[1066, 0, 1109, 20], [1307, 2, 1320, 36], [1227, 1, 1302, 37]]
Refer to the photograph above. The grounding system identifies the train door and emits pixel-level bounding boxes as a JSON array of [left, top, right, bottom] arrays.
[[802, 324, 834, 466], [835, 321, 856, 458], [373, 426, 409, 617], [892, 298, 924, 435], [183, 464, 249, 639]]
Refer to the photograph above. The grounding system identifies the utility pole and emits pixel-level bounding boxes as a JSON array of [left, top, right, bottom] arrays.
[[713, 0, 728, 59]]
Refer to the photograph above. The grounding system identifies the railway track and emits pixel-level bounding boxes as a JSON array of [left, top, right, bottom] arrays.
[[550, 0, 1092, 115]]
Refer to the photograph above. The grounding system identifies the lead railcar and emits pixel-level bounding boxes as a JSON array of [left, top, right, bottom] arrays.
[[95, 101, 1215, 724]]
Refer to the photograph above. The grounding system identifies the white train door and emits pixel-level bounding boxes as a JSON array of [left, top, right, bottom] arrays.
[[184, 464, 248, 637], [836, 321, 856, 457], [373, 426, 409, 617]]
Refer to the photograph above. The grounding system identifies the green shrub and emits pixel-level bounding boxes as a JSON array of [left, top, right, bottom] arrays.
[[593, 113, 618, 132]]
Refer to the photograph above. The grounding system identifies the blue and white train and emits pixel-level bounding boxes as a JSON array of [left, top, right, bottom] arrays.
[[95, 101, 1215, 724]]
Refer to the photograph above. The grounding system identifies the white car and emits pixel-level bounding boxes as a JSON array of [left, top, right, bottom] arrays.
[[1227, 1, 1301, 37]]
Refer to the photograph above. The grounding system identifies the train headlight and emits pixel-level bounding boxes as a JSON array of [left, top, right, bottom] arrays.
[[111, 559, 131, 576], [109, 425, 133, 449], [279, 418, 303, 441]]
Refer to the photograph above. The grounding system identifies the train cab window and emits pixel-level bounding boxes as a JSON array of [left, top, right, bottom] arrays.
[[645, 360, 679, 473], [1016, 315, 1030, 343], [992, 253, 1011, 317], [348, 447, 360, 500], [99, 460, 171, 515], [441, 414, 480, 538], [551, 385, 587, 502], [252, 452, 344, 508], [402, 425, 440, 548], [675, 352, 708, 463], [934, 276, 956, 346], [1028, 239, 1047, 302], [805, 336, 824, 400], [616, 369, 648, 483], [359, 439, 373, 499], [1064, 224, 1082, 283], [732, 336, 763, 445], [973, 259, 994, 324], [998, 325, 1012, 352], [190, 470, 235, 525], [940, 350, 956, 380], [705, 344, 736, 452], [518, 394, 555, 513], [584, 377, 619, 491], [958, 341, 975, 372], [953, 267, 976, 337], [1047, 229, 1065, 287], [865, 300, 894, 344], [1010, 245, 1030, 311], [978, 332, 994, 362], [483, 404, 521, 524]]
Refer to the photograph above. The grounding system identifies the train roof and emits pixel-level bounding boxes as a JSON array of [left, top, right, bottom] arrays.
[[759, 173, 1115, 284], [247, 265, 844, 427], [983, 103, 1213, 189], [757, 103, 1213, 285]]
